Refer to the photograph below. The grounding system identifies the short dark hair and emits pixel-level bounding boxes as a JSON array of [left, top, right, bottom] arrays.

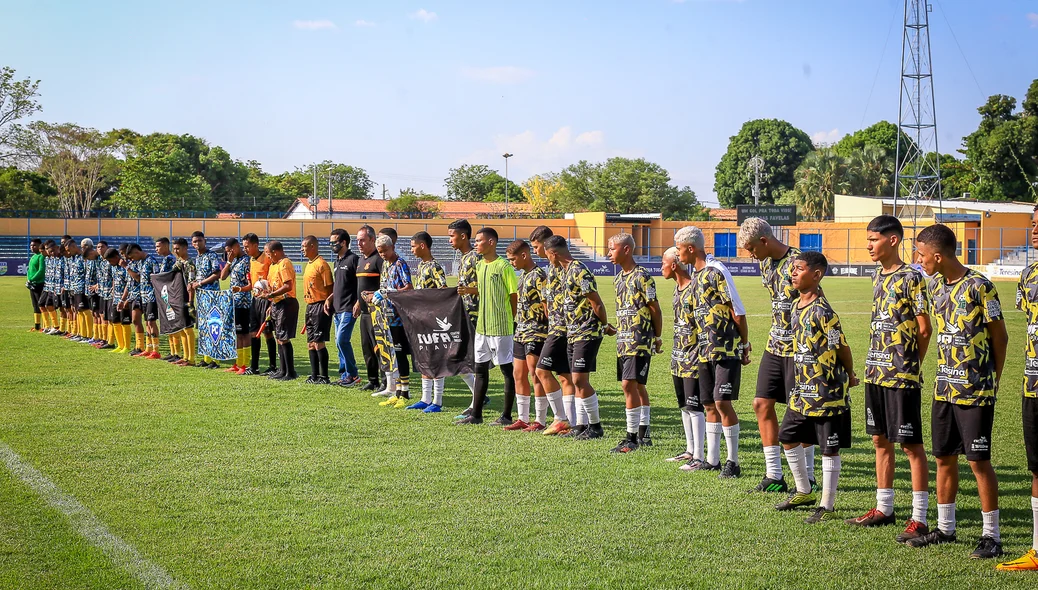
[[62, 234, 72, 241], [173, 238, 188, 248], [529, 225, 553, 243], [191, 231, 205, 239], [97, 240, 108, 247], [30, 237, 42, 245], [43, 239, 55, 248], [378, 227, 398, 244], [243, 233, 259, 245], [126, 243, 143, 254], [302, 235, 317, 248], [506, 239, 530, 255], [104, 248, 121, 261], [448, 219, 472, 239], [412, 231, 432, 248], [224, 237, 239, 248], [795, 250, 829, 275], [155, 237, 170, 246], [268, 241, 284, 253], [866, 215, 904, 239], [543, 235, 568, 252], [477, 227, 498, 243], [358, 225, 376, 240], [916, 223, 957, 257], [331, 228, 350, 247]]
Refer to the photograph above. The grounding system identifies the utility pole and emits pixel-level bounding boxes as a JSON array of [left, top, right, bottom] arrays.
[[311, 163, 318, 220], [894, 0, 943, 230], [748, 155, 769, 205], [382, 184, 388, 200], [503, 152, 513, 218], [328, 172, 332, 220]]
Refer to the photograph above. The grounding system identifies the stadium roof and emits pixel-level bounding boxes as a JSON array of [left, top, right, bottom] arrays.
[[852, 195, 1036, 214]]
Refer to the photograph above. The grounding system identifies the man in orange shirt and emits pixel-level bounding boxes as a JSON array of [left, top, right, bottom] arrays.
[[259, 241, 299, 381], [245, 233, 277, 375], [301, 235, 334, 385]]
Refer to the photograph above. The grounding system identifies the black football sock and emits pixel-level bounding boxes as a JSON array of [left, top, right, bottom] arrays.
[[318, 348, 329, 379], [278, 343, 287, 375], [283, 341, 296, 377], [267, 337, 277, 369], [499, 362, 515, 420], [472, 361, 491, 421], [308, 349, 319, 379], [250, 337, 261, 371]]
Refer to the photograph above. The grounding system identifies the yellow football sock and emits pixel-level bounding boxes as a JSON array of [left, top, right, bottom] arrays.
[[169, 335, 179, 357], [236, 348, 244, 367], [148, 336, 157, 353], [41, 312, 50, 329], [242, 347, 251, 369], [84, 315, 94, 340], [74, 314, 82, 337], [186, 328, 196, 362], [113, 325, 123, 349], [50, 311, 59, 329], [33, 312, 41, 328], [134, 331, 143, 351]]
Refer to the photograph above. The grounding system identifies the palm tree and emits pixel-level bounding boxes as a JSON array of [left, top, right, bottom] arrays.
[[847, 145, 893, 196], [794, 148, 850, 220]]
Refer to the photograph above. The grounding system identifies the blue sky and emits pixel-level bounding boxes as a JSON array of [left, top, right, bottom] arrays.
[[3, 0, 1036, 206]]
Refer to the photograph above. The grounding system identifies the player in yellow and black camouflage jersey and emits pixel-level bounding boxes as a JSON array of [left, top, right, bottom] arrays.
[[407, 231, 449, 412], [676, 226, 749, 479], [847, 215, 935, 536], [448, 219, 481, 327], [506, 240, 552, 431], [605, 233, 662, 453], [738, 217, 802, 493], [544, 235, 608, 440], [910, 223, 1008, 560], [661, 246, 705, 469], [775, 251, 858, 525], [530, 226, 575, 436], [1002, 207, 1038, 571]]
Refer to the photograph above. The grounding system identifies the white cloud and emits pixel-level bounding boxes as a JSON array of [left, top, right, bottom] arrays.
[[460, 126, 626, 180], [811, 128, 841, 146], [409, 9, 438, 22], [293, 20, 337, 31], [460, 66, 536, 85], [354, 20, 376, 28], [1028, 13, 1038, 28]]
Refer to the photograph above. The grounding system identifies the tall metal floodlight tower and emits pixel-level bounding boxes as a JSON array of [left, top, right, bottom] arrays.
[[894, 0, 943, 226]]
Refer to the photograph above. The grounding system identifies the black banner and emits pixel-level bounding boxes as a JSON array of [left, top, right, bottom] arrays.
[[387, 288, 474, 378], [736, 205, 797, 226], [150, 269, 188, 335]]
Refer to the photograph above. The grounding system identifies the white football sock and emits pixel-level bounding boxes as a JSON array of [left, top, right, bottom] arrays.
[[722, 423, 740, 464], [517, 395, 531, 423], [680, 408, 694, 454], [564, 395, 578, 425], [912, 490, 929, 525], [804, 445, 816, 480], [1031, 496, 1038, 551], [384, 371, 397, 395], [421, 378, 433, 404], [433, 378, 444, 406], [937, 503, 956, 535], [534, 395, 548, 425], [783, 445, 810, 494], [876, 488, 895, 517], [691, 411, 706, 461], [763, 445, 783, 481], [625, 408, 639, 435], [545, 389, 567, 422], [982, 509, 1001, 542], [706, 422, 722, 466], [821, 455, 841, 511], [584, 394, 600, 424], [461, 373, 476, 394], [640, 405, 650, 426]]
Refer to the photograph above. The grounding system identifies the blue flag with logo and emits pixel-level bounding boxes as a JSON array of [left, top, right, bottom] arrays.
[[195, 289, 236, 361]]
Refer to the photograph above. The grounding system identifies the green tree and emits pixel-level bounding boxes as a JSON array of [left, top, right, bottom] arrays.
[[0, 66, 42, 163], [845, 145, 893, 196], [112, 133, 212, 212], [0, 166, 57, 210], [444, 164, 494, 201], [713, 119, 814, 207], [17, 122, 118, 217], [385, 188, 439, 218], [555, 160, 598, 212], [792, 148, 850, 221], [481, 171, 524, 203], [962, 84, 1038, 201], [833, 121, 915, 161]]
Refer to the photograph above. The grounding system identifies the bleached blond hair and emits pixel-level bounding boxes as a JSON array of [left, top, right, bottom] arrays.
[[609, 232, 635, 250], [673, 226, 704, 250], [737, 217, 775, 249], [375, 235, 394, 250], [663, 246, 687, 272]]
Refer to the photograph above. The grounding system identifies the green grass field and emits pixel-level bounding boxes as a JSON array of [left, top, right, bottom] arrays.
[[1, 274, 1036, 589]]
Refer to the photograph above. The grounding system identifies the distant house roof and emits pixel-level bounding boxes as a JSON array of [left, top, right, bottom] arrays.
[[290, 198, 532, 217], [839, 195, 1036, 214]]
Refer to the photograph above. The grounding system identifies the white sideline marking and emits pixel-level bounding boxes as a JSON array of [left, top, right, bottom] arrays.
[[0, 441, 186, 589]]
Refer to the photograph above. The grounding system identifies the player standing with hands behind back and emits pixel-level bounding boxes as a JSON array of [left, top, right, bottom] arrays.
[[908, 224, 1007, 560], [605, 233, 662, 453]]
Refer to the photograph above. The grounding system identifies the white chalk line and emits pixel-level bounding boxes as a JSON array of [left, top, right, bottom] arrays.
[[0, 441, 187, 590]]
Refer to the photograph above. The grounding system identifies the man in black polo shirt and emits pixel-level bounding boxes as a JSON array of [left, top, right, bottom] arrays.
[[327, 228, 361, 387], [355, 225, 384, 391]]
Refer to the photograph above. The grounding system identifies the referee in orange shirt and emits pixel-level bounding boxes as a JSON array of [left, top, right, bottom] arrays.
[[301, 235, 334, 385], [260, 241, 299, 381]]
